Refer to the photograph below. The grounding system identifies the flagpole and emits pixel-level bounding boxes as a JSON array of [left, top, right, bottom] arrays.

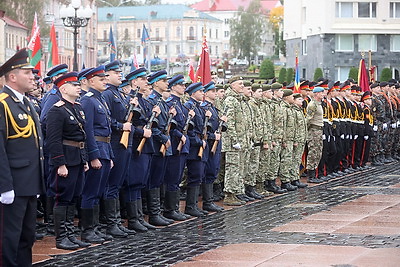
[[147, 16, 151, 71]]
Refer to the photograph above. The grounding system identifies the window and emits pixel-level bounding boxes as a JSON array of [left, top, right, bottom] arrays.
[[302, 39, 307, 55], [165, 45, 168, 54], [358, 2, 376, 18], [155, 45, 160, 54], [302, 68, 306, 78], [216, 29, 218, 39], [189, 26, 194, 37], [224, 31, 229, 38], [224, 43, 229, 50], [215, 45, 218, 55], [302, 7, 306, 24], [336, 2, 353, 18], [209, 46, 212, 55], [137, 29, 141, 38], [224, 18, 229, 24], [155, 28, 159, 38], [103, 46, 107, 55], [124, 28, 129, 38], [335, 34, 354, 51], [358, 34, 377, 51], [176, 45, 180, 54], [391, 35, 400, 51], [209, 29, 212, 39], [136, 46, 141, 54], [189, 46, 194, 54], [390, 2, 400, 18], [176, 27, 181, 38], [103, 30, 107, 40], [336, 67, 351, 81]]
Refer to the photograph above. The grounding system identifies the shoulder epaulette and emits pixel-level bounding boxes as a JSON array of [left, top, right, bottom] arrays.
[[54, 100, 65, 107], [85, 92, 94, 97], [200, 101, 208, 107], [50, 88, 58, 95], [165, 96, 173, 102], [0, 92, 9, 102], [149, 93, 156, 99]]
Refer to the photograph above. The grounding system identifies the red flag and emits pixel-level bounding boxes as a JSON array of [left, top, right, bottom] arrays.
[[358, 58, 370, 92], [294, 55, 300, 93], [48, 22, 59, 68], [27, 14, 41, 72], [195, 36, 211, 85], [188, 62, 195, 82]]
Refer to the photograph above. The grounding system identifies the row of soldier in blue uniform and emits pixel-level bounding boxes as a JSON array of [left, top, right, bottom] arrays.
[[35, 61, 227, 250]]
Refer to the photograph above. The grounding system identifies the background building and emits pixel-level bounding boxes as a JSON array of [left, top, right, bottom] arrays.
[[284, 0, 400, 81]]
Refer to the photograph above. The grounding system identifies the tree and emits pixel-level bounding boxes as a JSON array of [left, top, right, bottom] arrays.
[[278, 68, 286, 83], [348, 67, 358, 81], [314, 68, 323, 81], [286, 68, 294, 83], [269, 6, 285, 57], [259, 59, 274, 79], [230, 0, 265, 65], [380, 68, 392, 82]]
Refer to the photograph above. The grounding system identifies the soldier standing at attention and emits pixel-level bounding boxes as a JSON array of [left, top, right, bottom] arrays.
[[222, 76, 246, 206], [0, 49, 45, 266], [306, 87, 324, 183], [46, 72, 90, 250]]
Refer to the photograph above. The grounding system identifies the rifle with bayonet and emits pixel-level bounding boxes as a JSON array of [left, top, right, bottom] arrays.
[[160, 100, 177, 156], [136, 98, 161, 154], [120, 90, 139, 149], [211, 107, 228, 155], [198, 105, 211, 159], [177, 104, 195, 153]]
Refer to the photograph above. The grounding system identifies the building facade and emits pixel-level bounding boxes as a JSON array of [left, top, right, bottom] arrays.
[[284, 0, 400, 81]]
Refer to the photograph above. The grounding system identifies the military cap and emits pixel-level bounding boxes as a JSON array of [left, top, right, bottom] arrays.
[[185, 82, 203, 95], [43, 76, 52, 84], [271, 82, 283, 90], [203, 81, 216, 93], [215, 83, 224, 90], [395, 84, 400, 89], [119, 79, 129, 88], [370, 83, 380, 89], [293, 93, 302, 99], [308, 81, 317, 90], [262, 84, 271, 91], [380, 81, 389, 87], [168, 74, 185, 88], [47, 63, 68, 78], [32, 69, 40, 75], [85, 65, 108, 80], [0, 48, 33, 77], [389, 78, 398, 83], [148, 70, 167, 85], [299, 80, 310, 91], [316, 79, 329, 89], [78, 68, 93, 81], [286, 82, 294, 90], [347, 78, 356, 84], [339, 81, 351, 91], [228, 76, 243, 84], [243, 80, 252, 87], [251, 83, 262, 92], [126, 67, 147, 81], [313, 87, 324, 93], [105, 60, 122, 72], [54, 72, 80, 88], [282, 89, 293, 97], [361, 90, 372, 102]]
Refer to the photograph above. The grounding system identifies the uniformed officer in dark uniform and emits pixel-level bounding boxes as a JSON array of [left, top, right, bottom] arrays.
[[0, 49, 45, 266], [78, 68, 93, 96], [27, 69, 42, 115], [146, 70, 176, 226], [79, 66, 114, 243], [46, 72, 90, 250], [183, 82, 212, 217], [102, 60, 133, 238], [163, 74, 192, 221], [124, 68, 158, 231]]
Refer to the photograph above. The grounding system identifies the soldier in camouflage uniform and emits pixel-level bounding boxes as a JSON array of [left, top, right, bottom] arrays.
[[378, 82, 395, 163], [305, 87, 324, 183], [264, 83, 287, 194], [370, 83, 385, 165], [291, 93, 308, 188], [221, 76, 246, 206]]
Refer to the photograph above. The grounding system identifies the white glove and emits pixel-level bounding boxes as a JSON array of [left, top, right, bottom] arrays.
[[346, 135, 350, 139], [373, 125, 378, 132], [391, 123, 397, 129], [0, 190, 15, 205], [232, 143, 241, 150], [322, 134, 326, 140], [397, 121, 400, 127], [354, 135, 358, 140], [364, 136, 369, 140], [340, 134, 345, 139], [328, 135, 331, 143], [333, 136, 336, 142], [383, 123, 388, 130]]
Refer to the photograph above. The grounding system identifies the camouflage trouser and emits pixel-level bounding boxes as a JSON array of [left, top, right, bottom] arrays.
[[306, 128, 323, 170], [290, 143, 305, 181], [266, 142, 282, 180], [241, 149, 250, 192], [224, 150, 245, 194], [244, 147, 260, 187], [215, 152, 225, 185], [256, 144, 271, 183], [278, 141, 294, 183], [381, 127, 390, 155], [370, 127, 383, 157]]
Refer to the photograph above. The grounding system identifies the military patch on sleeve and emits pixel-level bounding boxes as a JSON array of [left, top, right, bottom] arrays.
[[85, 92, 94, 97], [54, 100, 65, 107]]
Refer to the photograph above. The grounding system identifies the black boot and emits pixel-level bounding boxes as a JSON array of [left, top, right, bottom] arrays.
[[185, 186, 206, 217], [116, 199, 135, 235], [213, 183, 223, 201], [46, 196, 55, 235], [281, 182, 298, 191], [202, 184, 224, 212], [126, 200, 148, 232], [291, 179, 308, 188], [137, 199, 156, 230], [66, 205, 90, 248], [245, 185, 263, 199], [104, 199, 128, 238], [265, 179, 287, 194], [80, 208, 105, 244], [54, 206, 79, 250], [148, 188, 172, 226], [307, 169, 323, 183], [385, 154, 394, 163], [93, 205, 113, 241], [371, 156, 383, 166], [164, 191, 190, 220]]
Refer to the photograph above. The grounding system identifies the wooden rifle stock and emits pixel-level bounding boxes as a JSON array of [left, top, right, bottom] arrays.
[[137, 99, 161, 154], [198, 114, 210, 159], [119, 90, 138, 149]]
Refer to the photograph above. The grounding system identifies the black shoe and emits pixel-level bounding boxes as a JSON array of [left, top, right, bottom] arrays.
[[291, 180, 308, 188], [281, 182, 298, 191], [265, 180, 287, 194], [236, 194, 254, 202], [308, 178, 323, 183], [185, 186, 206, 217], [103, 199, 128, 238], [69, 236, 91, 248], [35, 232, 45, 241], [202, 184, 224, 212], [245, 185, 262, 199]]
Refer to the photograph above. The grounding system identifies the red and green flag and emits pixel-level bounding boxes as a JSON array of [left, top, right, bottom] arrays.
[[47, 22, 59, 68], [27, 12, 42, 72]]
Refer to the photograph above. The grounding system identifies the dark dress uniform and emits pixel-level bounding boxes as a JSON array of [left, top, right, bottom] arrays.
[[0, 82, 45, 265], [361, 93, 373, 167]]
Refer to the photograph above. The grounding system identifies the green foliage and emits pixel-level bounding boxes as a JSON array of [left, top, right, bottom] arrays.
[[348, 67, 358, 81], [313, 68, 323, 81], [259, 59, 275, 79], [286, 68, 294, 83], [248, 64, 257, 73], [380, 68, 392, 82], [278, 68, 286, 83], [230, 0, 265, 65]]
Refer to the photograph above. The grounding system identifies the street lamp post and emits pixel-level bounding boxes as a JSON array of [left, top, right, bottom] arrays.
[[60, 0, 92, 71]]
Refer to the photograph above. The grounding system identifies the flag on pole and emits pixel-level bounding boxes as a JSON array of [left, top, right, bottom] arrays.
[[141, 24, 150, 65], [47, 22, 59, 68], [294, 55, 300, 93], [109, 26, 117, 62], [27, 12, 41, 72], [188, 62, 195, 82], [131, 51, 139, 71], [358, 58, 370, 92], [195, 35, 211, 85]]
